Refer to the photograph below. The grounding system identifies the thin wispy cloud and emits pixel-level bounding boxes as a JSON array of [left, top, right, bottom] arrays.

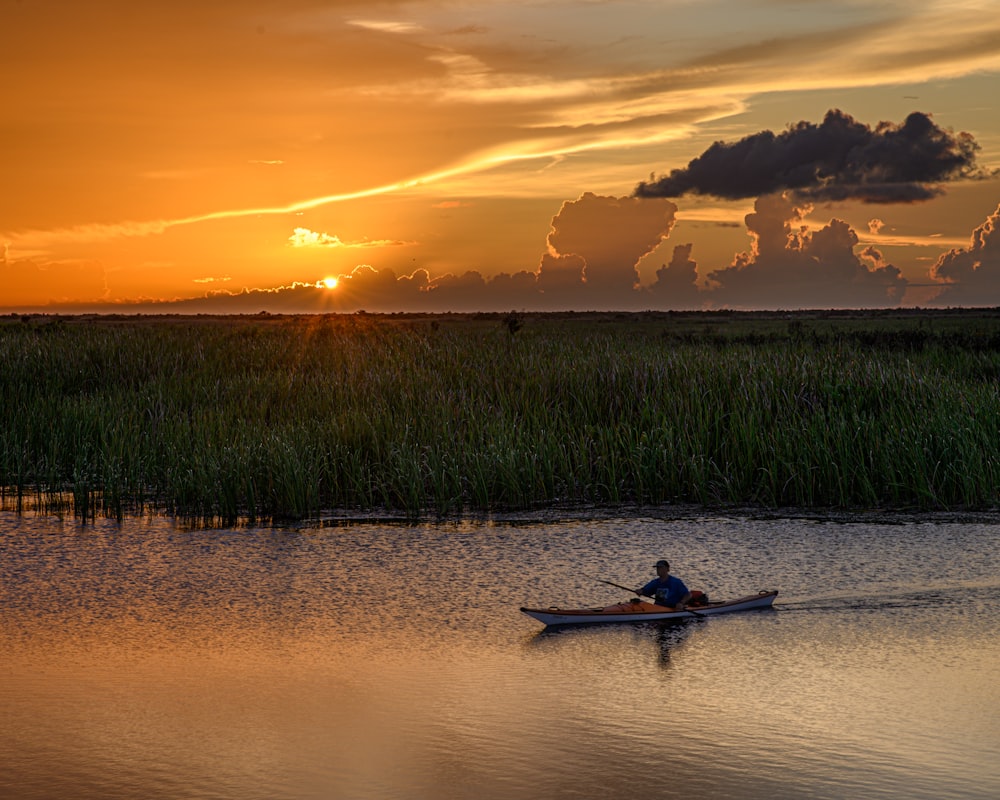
[[287, 228, 412, 249], [346, 19, 424, 35], [7, 134, 687, 253]]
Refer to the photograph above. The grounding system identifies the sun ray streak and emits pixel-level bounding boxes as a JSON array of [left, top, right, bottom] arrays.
[[6, 130, 689, 249]]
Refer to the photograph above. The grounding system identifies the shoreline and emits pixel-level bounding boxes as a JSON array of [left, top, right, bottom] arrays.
[[5, 500, 1000, 529]]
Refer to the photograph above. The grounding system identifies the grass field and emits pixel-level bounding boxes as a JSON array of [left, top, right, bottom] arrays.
[[3, 309, 1000, 523]]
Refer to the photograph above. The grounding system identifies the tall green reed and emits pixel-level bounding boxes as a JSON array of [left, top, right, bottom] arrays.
[[2, 314, 1000, 522]]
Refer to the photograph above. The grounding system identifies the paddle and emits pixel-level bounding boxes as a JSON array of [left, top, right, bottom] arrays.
[[592, 576, 645, 595], [588, 575, 707, 618]]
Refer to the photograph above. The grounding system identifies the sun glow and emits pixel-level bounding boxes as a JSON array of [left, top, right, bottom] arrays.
[[321, 277, 339, 290]]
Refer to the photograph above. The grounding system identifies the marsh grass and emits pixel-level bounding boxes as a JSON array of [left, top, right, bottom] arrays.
[[3, 310, 1000, 523]]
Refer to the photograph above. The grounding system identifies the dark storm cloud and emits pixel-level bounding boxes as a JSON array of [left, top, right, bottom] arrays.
[[635, 110, 984, 204]]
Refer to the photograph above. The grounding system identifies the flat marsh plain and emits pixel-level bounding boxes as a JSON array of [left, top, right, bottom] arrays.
[[4, 308, 1000, 523]]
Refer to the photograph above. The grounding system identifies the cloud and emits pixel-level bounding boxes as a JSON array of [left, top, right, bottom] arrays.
[[928, 204, 1000, 305], [39, 193, 678, 314], [326, 264, 554, 313], [334, 265, 429, 308], [4, 162, 501, 253], [423, 269, 540, 311], [13, 190, 986, 315], [647, 243, 704, 310], [346, 19, 424, 35], [287, 228, 412, 249], [540, 192, 677, 304], [536, 252, 587, 305], [288, 229, 348, 247], [635, 110, 986, 204], [706, 194, 907, 309]]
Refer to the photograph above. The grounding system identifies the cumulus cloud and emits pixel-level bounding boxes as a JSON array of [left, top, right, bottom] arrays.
[[928, 204, 1000, 305], [635, 110, 985, 204], [647, 243, 704, 310], [706, 194, 907, 309], [535, 252, 588, 308], [539, 193, 677, 305], [423, 269, 541, 310]]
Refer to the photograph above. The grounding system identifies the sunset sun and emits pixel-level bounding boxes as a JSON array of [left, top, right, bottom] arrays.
[[321, 277, 339, 290]]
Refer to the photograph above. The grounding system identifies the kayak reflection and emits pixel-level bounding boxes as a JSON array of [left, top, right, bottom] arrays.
[[523, 614, 700, 669]]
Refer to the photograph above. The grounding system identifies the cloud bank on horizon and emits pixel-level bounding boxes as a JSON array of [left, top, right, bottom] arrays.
[[4, 110, 999, 314]]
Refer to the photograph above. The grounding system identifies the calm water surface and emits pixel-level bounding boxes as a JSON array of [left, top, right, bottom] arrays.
[[1, 512, 998, 799]]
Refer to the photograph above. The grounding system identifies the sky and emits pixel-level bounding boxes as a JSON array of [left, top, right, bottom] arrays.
[[3, 0, 1000, 313]]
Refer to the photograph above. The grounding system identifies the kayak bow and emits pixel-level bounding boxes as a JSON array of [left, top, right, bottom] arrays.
[[520, 590, 777, 627]]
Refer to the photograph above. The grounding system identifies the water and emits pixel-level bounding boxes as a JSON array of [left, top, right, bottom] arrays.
[[1, 512, 998, 800]]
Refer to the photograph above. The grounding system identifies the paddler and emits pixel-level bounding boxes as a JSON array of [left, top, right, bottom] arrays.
[[634, 559, 692, 610]]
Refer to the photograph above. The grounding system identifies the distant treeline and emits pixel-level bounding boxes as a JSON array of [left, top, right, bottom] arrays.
[[3, 310, 1000, 523]]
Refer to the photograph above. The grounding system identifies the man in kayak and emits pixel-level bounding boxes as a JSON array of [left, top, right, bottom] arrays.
[[635, 560, 692, 610]]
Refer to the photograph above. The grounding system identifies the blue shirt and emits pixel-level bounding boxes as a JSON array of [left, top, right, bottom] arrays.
[[640, 575, 690, 607]]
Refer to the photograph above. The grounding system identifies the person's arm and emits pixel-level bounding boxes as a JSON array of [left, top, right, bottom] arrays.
[[672, 578, 691, 609]]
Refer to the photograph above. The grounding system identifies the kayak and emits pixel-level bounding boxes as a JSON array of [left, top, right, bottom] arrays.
[[521, 589, 778, 626]]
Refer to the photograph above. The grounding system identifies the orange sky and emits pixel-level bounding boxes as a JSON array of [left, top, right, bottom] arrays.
[[3, 0, 1000, 312]]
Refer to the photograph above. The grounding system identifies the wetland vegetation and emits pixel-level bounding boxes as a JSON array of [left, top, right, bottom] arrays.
[[3, 309, 1000, 523]]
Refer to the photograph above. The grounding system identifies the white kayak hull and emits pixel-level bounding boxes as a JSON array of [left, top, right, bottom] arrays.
[[521, 590, 778, 626]]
